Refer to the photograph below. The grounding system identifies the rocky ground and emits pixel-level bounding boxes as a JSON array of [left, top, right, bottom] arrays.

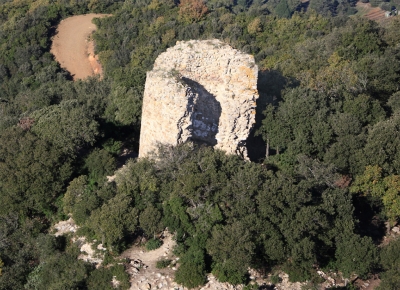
[[117, 232, 314, 290], [120, 233, 179, 290], [53, 219, 372, 290], [53, 217, 79, 236]]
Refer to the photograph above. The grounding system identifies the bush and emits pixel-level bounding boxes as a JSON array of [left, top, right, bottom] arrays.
[[378, 238, 400, 289], [75, 226, 97, 240], [211, 262, 247, 285], [156, 259, 172, 269], [283, 263, 311, 282], [87, 268, 113, 290], [85, 148, 117, 184], [146, 238, 163, 251], [331, 285, 357, 290], [175, 259, 207, 288], [110, 264, 130, 289], [175, 246, 207, 288], [243, 284, 259, 290], [103, 252, 115, 265], [301, 284, 319, 290], [102, 138, 122, 156], [24, 246, 91, 290], [270, 274, 282, 284], [335, 234, 377, 279], [139, 206, 163, 238]]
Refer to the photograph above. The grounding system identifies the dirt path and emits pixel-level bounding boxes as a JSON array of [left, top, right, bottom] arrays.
[[355, 2, 388, 23], [120, 234, 180, 290], [51, 14, 110, 80]]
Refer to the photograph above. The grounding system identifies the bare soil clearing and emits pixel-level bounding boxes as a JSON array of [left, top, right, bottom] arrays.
[[355, 2, 388, 23], [120, 233, 180, 289], [51, 14, 110, 80]]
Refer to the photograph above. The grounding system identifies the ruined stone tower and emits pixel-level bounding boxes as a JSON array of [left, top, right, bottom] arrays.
[[139, 39, 259, 158]]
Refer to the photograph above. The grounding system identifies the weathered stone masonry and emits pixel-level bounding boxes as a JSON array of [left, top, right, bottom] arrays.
[[139, 39, 259, 158]]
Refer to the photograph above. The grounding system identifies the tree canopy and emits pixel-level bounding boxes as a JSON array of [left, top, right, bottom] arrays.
[[1, 0, 400, 288]]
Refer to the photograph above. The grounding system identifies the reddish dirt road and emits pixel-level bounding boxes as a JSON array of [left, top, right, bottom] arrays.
[[51, 14, 110, 80], [356, 2, 388, 23]]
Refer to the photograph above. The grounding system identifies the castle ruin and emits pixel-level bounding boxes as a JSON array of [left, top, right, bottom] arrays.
[[139, 39, 259, 158]]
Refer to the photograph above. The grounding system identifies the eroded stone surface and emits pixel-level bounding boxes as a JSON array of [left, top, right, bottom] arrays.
[[139, 39, 259, 158]]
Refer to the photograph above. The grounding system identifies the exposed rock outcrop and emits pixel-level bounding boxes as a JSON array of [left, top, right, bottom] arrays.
[[139, 39, 259, 158]]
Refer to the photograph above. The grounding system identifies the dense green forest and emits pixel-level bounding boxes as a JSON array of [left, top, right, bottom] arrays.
[[1, 0, 400, 289]]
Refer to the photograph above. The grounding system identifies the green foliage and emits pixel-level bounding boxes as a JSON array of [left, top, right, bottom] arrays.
[[270, 274, 282, 284], [63, 175, 100, 225], [175, 245, 207, 288], [0, 215, 43, 289], [24, 245, 91, 290], [362, 113, 400, 175], [377, 270, 400, 290], [242, 284, 259, 290], [108, 86, 143, 126], [86, 268, 114, 290], [85, 148, 117, 184], [275, 0, 291, 18], [71, 77, 112, 119], [30, 100, 99, 155], [63, 176, 118, 226], [110, 264, 130, 289], [102, 138, 123, 156], [0, 127, 72, 216], [88, 194, 138, 250], [116, 158, 159, 211], [2, 0, 400, 287], [343, 94, 385, 126], [35, 234, 66, 261], [376, 237, 400, 289], [146, 238, 163, 251], [156, 259, 172, 269], [212, 262, 248, 285], [335, 234, 377, 278], [351, 166, 400, 222], [283, 263, 311, 282], [259, 87, 333, 164], [380, 237, 400, 271], [207, 222, 255, 284], [339, 18, 383, 61], [139, 205, 163, 238], [331, 284, 357, 290]]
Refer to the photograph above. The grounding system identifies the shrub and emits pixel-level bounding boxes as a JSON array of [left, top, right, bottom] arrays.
[[243, 284, 259, 290], [87, 268, 113, 290], [156, 259, 172, 269], [110, 264, 130, 289], [103, 252, 115, 265], [175, 246, 207, 288], [270, 274, 282, 284], [85, 148, 117, 184], [179, 0, 208, 22], [102, 138, 122, 156], [211, 262, 247, 285], [283, 263, 311, 283], [378, 238, 400, 289], [175, 259, 206, 288], [146, 238, 163, 251]]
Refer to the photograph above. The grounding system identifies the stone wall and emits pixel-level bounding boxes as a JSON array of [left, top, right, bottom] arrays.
[[139, 39, 259, 158]]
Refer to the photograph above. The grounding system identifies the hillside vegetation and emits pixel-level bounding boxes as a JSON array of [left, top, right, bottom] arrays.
[[1, 0, 400, 289]]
